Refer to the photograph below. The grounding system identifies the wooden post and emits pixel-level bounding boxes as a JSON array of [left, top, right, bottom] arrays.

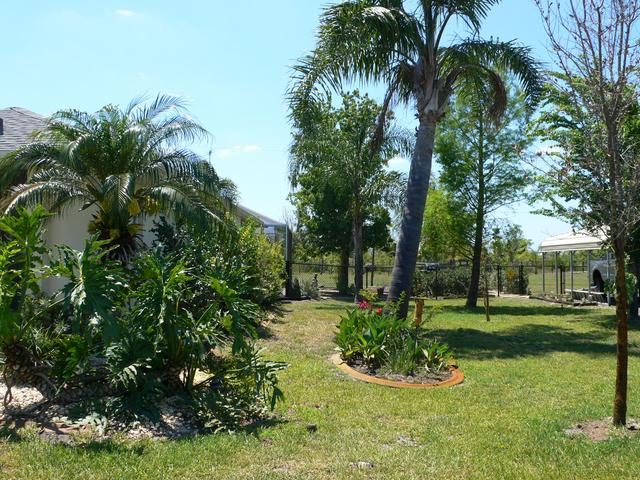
[[414, 298, 424, 326]]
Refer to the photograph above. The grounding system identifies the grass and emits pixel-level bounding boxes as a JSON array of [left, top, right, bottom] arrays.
[[2, 297, 640, 479]]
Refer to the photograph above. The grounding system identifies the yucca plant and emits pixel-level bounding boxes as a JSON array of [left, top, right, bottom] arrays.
[[0, 95, 237, 260]]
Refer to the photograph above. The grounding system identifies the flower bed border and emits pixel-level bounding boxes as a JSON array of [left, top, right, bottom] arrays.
[[330, 353, 464, 389]]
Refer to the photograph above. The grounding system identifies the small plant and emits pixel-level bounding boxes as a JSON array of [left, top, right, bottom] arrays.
[[301, 276, 320, 299], [336, 298, 453, 379], [421, 340, 453, 374]]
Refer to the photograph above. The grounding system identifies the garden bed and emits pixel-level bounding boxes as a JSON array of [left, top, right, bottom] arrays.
[[330, 353, 464, 389]]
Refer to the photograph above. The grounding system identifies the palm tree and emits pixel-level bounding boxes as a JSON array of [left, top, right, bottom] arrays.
[[0, 95, 236, 260], [289, 0, 542, 317]]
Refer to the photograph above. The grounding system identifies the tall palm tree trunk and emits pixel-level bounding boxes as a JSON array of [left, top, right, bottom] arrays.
[[353, 210, 364, 301], [388, 118, 436, 318]]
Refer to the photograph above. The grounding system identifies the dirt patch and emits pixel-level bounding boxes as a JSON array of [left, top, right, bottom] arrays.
[[564, 418, 640, 441], [347, 360, 453, 385]]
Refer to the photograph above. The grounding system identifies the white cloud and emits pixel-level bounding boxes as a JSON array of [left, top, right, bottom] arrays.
[[216, 145, 262, 158], [116, 8, 137, 17]]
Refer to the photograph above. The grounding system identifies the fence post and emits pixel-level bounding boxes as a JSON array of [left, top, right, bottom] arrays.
[[435, 267, 439, 300], [497, 265, 501, 297]]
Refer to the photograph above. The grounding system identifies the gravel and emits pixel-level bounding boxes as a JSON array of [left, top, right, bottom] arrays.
[[0, 381, 201, 442]]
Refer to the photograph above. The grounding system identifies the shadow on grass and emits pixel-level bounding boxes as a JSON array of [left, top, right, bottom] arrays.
[[430, 322, 638, 361], [445, 304, 596, 318]]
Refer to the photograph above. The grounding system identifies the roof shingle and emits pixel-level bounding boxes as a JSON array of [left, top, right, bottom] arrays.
[[0, 107, 45, 155]]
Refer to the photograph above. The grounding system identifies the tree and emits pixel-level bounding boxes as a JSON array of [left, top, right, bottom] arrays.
[[535, 0, 640, 426], [0, 95, 236, 260], [290, 91, 406, 297], [420, 183, 471, 263], [291, 175, 392, 293], [436, 84, 534, 308], [289, 0, 542, 317], [489, 223, 530, 265]]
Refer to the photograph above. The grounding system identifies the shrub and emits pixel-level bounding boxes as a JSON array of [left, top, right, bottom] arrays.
[[413, 267, 471, 297], [0, 209, 286, 432], [502, 267, 529, 295], [152, 217, 284, 313], [301, 277, 320, 299]]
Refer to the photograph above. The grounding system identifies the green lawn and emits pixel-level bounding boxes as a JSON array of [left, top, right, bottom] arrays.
[[2, 298, 640, 479]]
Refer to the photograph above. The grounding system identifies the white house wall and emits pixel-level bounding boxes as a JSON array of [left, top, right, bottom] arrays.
[[41, 202, 159, 294]]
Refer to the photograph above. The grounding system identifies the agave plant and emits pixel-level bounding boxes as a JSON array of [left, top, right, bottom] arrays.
[[0, 94, 237, 260]]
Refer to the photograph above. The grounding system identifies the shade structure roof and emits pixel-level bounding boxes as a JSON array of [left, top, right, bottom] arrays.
[[539, 231, 606, 253]]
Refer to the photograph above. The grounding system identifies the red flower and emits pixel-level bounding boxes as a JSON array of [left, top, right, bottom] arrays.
[[376, 307, 383, 315], [358, 300, 371, 310]]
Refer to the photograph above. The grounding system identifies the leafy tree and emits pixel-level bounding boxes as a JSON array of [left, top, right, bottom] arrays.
[[289, 0, 542, 317], [535, 0, 640, 425], [436, 84, 534, 307], [489, 223, 531, 265], [290, 91, 407, 297], [420, 183, 471, 263], [0, 94, 236, 260]]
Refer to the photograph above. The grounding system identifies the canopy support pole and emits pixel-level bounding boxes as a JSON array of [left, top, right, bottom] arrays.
[[542, 252, 546, 294], [570, 250, 574, 296], [587, 250, 592, 296]]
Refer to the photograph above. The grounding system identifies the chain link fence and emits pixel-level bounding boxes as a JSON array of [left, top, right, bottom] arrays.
[[289, 261, 594, 298]]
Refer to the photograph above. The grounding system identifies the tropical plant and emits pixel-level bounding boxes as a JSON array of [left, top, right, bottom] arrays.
[[0, 207, 54, 404], [289, 0, 543, 317], [0, 95, 236, 260], [336, 305, 406, 365], [336, 299, 452, 376], [0, 211, 286, 430]]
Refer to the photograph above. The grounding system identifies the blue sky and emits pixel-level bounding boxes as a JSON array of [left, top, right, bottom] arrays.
[[2, 0, 570, 246]]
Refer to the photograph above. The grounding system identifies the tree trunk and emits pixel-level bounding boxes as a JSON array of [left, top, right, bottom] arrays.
[[352, 210, 364, 302], [388, 117, 437, 318], [337, 247, 350, 295], [613, 237, 629, 426], [466, 132, 485, 309], [629, 256, 639, 323], [466, 215, 484, 309]]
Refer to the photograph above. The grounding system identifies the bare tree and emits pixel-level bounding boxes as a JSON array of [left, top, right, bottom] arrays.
[[535, 0, 640, 426]]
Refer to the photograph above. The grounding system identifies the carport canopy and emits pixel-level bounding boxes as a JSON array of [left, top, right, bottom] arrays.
[[539, 231, 606, 253]]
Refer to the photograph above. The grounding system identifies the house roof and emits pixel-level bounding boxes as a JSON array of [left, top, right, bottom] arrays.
[[0, 107, 45, 155], [539, 231, 606, 253], [236, 204, 286, 227]]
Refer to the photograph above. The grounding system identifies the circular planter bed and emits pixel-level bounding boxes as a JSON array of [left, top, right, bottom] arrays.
[[330, 353, 464, 389]]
